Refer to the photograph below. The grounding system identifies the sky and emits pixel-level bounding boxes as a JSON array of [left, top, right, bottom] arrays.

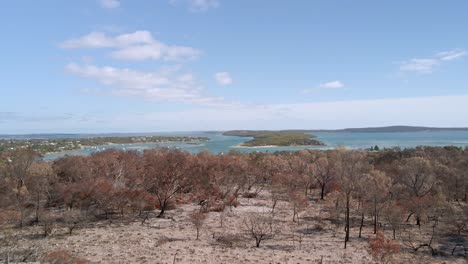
[[1, 0, 468, 134]]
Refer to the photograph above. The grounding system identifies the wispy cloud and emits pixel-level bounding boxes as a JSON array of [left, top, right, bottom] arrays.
[[301, 80, 345, 94], [106, 95, 468, 131], [399, 49, 466, 74], [170, 0, 220, 11], [0, 112, 75, 123], [99, 0, 120, 9], [400, 59, 438, 74], [320, 81, 344, 89], [61, 31, 201, 62], [436, 49, 467, 61], [214, 72, 232, 86], [66, 63, 225, 106]]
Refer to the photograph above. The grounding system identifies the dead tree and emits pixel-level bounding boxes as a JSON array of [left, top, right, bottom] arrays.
[[243, 213, 275, 248], [190, 211, 207, 240]]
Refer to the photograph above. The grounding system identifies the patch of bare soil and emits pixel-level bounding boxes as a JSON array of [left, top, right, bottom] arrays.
[[1, 192, 466, 264]]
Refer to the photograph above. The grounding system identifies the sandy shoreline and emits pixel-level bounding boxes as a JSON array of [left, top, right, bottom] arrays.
[[232, 144, 326, 149], [232, 144, 280, 148]]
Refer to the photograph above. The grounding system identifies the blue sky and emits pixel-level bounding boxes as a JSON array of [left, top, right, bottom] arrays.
[[1, 0, 468, 133]]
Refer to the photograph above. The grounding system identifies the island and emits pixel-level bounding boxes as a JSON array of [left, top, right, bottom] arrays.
[[223, 130, 326, 147], [0, 136, 210, 155]]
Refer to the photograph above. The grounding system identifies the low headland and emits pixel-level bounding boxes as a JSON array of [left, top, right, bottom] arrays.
[[223, 130, 326, 147]]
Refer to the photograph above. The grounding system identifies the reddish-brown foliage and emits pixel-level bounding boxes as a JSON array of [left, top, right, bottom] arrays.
[[368, 231, 400, 263]]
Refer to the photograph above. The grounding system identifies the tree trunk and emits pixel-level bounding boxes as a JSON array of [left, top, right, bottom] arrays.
[[19, 213, 24, 228], [158, 201, 166, 218], [34, 199, 40, 224], [256, 238, 261, 248], [141, 211, 150, 224], [320, 184, 325, 200], [359, 212, 364, 238], [196, 228, 199, 240], [406, 212, 414, 222], [293, 206, 297, 222], [373, 198, 377, 234], [344, 194, 350, 249], [158, 207, 165, 218]]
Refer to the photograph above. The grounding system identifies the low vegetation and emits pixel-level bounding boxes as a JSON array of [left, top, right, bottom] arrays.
[[0, 146, 467, 263], [223, 130, 325, 147]]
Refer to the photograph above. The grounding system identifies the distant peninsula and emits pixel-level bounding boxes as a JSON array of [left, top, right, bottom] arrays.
[[0, 136, 210, 155], [222, 126, 468, 147], [300, 126, 468, 133], [223, 130, 326, 147]]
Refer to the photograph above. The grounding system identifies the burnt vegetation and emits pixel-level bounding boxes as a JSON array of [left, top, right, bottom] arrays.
[[0, 146, 467, 262]]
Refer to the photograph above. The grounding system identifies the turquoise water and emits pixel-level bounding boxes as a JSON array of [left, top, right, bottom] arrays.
[[312, 131, 468, 149], [41, 131, 468, 160]]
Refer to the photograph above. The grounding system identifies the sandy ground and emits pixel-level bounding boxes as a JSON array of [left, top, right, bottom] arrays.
[[233, 144, 280, 148], [2, 192, 466, 264]]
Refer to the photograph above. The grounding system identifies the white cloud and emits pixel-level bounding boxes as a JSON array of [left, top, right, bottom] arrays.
[[301, 80, 344, 94], [436, 49, 467, 61], [61, 32, 115, 49], [66, 63, 224, 106], [99, 0, 120, 9], [61, 31, 201, 62], [400, 59, 438, 74], [320, 81, 344, 89], [188, 0, 219, 11], [214, 72, 233, 86], [399, 49, 466, 74], [112, 44, 200, 61]]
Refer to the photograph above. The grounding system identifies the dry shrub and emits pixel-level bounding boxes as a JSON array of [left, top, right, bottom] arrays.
[[40, 211, 57, 237], [243, 213, 275, 248], [190, 211, 207, 240], [215, 234, 244, 248], [41, 249, 89, 264], [128, 191, 158, 212], [224, 194, 240, 209], [0, 210, 20, 226], [288, 191, 308, 223], [0, 228, 18, 262], [368, 231, 400, 264], [62, 210, 85, 236]]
